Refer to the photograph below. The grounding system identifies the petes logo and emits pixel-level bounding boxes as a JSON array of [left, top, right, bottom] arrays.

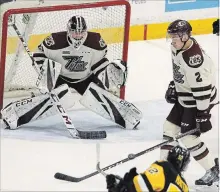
[[189, 54, 202, 65], [63, 55, 88, 72], [45, 35, 55, 46]]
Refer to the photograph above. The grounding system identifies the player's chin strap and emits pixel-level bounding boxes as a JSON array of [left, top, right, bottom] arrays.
[[79, 82, 142, 129], [179, 35, 191, 51]]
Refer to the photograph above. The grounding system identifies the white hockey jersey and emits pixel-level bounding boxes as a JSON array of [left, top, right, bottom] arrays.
[[33, 31, 108, 82], [171, 38, 218, 110]]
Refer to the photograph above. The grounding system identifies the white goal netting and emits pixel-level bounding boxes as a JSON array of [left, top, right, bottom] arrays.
[[0, 0, 130, 109]]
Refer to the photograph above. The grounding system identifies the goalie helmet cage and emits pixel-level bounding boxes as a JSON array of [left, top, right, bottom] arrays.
[[0, 0, 131, 111]]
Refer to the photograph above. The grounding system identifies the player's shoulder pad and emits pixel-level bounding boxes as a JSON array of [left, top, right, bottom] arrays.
[[42, 31, 69, 50], [182, 39, 204, 68], [84, 32, 107, 50]]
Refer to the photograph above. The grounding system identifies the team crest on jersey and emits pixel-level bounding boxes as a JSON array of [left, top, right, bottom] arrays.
[[173, 62, 184, 84], [45, 35, 55, 46], [63, 56, 88, 72], [189, 54, 202, 66], [99, 38, 106, 47]]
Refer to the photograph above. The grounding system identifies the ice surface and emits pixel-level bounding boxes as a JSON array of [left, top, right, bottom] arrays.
[[1, 34, 219, 191]]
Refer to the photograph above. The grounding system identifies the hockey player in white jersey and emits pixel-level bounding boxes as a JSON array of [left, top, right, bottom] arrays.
[[1, 15, 142, 132], [160, 19, 219, 186]]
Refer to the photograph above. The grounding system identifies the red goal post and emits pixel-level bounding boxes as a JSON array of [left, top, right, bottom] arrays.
[[0, 0, 131, 111]]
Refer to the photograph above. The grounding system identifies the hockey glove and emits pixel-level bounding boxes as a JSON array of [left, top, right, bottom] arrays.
[[122, 167, 138, 183], [110, 60, 128, 87], [196, 110, 212, 133], [106, 168, 138, 192], [106, 174, 122, 192], [165, 81, 177, 104], [212, 19, 219, 36], [118, 167, 138, 192]]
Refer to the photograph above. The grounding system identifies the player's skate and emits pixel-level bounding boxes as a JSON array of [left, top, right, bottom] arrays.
[[195, 158, 219, 186]]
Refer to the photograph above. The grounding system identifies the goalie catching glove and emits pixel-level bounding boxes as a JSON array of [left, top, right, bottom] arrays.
[[97, 59, 128, 97]]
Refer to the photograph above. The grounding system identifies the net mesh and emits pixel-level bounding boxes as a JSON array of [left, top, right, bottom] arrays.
[[1, 0, 129, 98]]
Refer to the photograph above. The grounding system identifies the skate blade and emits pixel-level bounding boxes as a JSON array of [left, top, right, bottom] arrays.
[[194, 184, 219, 192]]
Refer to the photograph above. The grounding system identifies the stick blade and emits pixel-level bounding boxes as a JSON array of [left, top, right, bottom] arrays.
[[77, 130, 107, 139], [54, 172, 82, 182]]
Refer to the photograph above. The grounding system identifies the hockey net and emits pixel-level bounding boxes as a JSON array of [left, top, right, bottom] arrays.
[[0, 0, 130, 110]]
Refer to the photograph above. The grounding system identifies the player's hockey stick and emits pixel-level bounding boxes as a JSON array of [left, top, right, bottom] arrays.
[[96, 145, 122, 181], [96, 143, 107, 177], [54, 128, 199, 182], [10, 22, 106, 139]]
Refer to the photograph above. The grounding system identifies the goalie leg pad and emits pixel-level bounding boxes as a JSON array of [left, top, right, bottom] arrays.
[[1, 84, 74, 129], [53, 84, 75, 110], [79, 82, 142, 129], [1, 95, 53, 129]]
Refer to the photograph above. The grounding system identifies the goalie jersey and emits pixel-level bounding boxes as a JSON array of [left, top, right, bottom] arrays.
[[171, 38, 218, 110], [33, 31, 108, 82], [131, 161, 189, 192]]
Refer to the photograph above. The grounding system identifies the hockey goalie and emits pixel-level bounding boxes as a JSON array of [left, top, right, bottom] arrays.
[[1, 15, 142, 132]]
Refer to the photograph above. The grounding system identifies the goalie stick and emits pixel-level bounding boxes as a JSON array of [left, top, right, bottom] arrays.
[[6, 13, 37, 92], [54, 128, 199, 182], [10, 22, 106, 139]]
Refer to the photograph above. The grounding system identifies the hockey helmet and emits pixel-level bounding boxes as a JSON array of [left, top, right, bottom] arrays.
[[167, 145, 190, 172], [167, 19, 192, 37], [67, 15, 88, 49]]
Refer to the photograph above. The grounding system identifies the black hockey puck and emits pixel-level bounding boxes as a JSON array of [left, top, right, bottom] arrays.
[[128, 154, 135, 159]]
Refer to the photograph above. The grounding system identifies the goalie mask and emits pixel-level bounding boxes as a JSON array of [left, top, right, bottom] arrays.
[[67, 15, 88, 50]]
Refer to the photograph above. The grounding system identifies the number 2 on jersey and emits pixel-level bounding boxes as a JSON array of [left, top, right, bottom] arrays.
[[195, 72, 202, 82]]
